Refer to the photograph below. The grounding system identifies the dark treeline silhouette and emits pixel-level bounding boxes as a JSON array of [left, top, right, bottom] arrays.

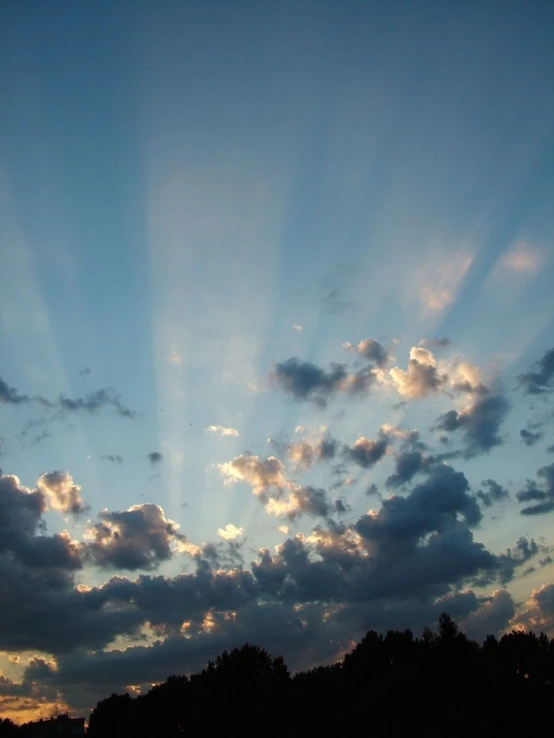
[[3, 614, 554, 737]]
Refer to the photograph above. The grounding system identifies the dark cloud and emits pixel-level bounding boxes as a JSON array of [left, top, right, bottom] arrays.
[[101, 454, 123, 464], [347, 430, 390, 469], [0, 376, 30, 405], [476, 479, 509, 508], [86, 503, 186, 570], [271, 357, 376, 406], [460, 589, 515, 642], [520, 428, 543, 446], [59, 388, 135, 418], [270, 358, 348, 406], [434, 391, 509, 457], [1, 375, 136, 424], [283, 486, 331, 521], [148, 452, 163, 465], [0, 474, 82, 570], [37, 471, 89, 516], [386, 451, 431, 488], [517, 463, 554, 515], [494, 537, 545, 585], [343, 339, 390, 368], [517, 346, 554, 395]]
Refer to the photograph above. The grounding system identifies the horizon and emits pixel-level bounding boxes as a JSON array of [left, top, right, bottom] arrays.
[[1, 0, 554, 723]]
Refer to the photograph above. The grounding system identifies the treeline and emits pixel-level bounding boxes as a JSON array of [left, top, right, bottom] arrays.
[[2, 614, 554, 737]]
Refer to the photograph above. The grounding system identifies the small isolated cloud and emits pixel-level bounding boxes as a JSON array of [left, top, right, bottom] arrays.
[[498, 242, 541, 274], [101, 454, 123, 464], [517, 346, 554, 395], [271, 355, 377, 407], [79, 367, 91, 377], [148, 452, 163, 465], [277, 525, 289, 534], [37, 471, 89, 516], [292, 324, 303, 332], [85, 503, 186, 570], [520, 428, 543, 446], [270, 358, 348, 406], [476, 479, 509, 508], [343, 338, 390, 368], [217, 524, 244, 541], [517, 463, 554, 516], [390, 347, 447, 399], [206, 426, 239, 437]]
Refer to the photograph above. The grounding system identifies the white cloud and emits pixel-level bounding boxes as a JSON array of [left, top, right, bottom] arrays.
[[206, 425, 240, 437], [292, 324, 303, 331], [498, 242, 541, 273], [217, 523, 244, 540]]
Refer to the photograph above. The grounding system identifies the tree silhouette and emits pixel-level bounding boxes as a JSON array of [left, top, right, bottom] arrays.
[[81, 615, 554, 737]]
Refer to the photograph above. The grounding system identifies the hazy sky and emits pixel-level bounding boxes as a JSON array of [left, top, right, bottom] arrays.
[[1, 0, 554, 722]]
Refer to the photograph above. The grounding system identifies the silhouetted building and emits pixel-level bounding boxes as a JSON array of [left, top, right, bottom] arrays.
[[21, 714, 85, 737]]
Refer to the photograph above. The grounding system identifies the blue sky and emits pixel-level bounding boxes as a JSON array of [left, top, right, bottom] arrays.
[[1, 0, 554, 721]]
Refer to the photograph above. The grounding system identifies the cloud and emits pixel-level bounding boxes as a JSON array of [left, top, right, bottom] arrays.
[[101, 455, 123, 464], [218, 454, 287, 500], [0, 376, 30, 405], [37, 471, 89, 516], [515, 583, 554, 633], [0, 378, 135, 422], [434, 391, 509, 458], [386, 450, 431, 488], [58, 388, 135, 418], [270, 358, 348, 406], [206, 426, 240, 437], [0, 474, 82, 571], [520, 428, 543, 446], [343, 339, 390, 368], [79, 367, 91, 377], [460, 589, 515, 642], [85, 503, 186, 570], [476, 479, 509, 508], [498, 242, 541, 273], [284, 428, 339, 471], [217, 524, 244, 541], [389, 347, 447, 399], [517, 347, 554, 395], [270, 358, 376, 406], [419, 337, 451, 349], [292, 324, 303, 332], [266, 486, 331, 521], [347, 430, 390, 469], [516, 463, 554, 515], [148, 452, 163, 465]]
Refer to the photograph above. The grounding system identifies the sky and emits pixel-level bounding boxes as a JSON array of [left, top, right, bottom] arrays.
[[1, 0, 554, 722]]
